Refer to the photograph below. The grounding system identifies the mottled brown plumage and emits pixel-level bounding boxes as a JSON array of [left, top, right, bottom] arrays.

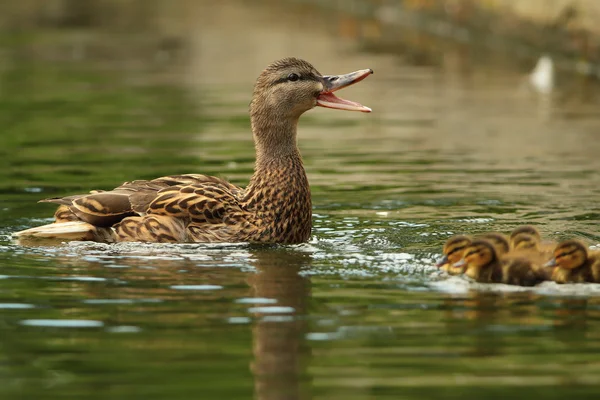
[[547, 240, 600, 283], [13, 58, 373, 244]]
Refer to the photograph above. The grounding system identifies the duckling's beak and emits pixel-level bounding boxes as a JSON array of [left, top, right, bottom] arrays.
[[317, 69, 373, 113], [544, 259, 557, 268], [453, 259, 467, 268], [435, 255, 448, 267]]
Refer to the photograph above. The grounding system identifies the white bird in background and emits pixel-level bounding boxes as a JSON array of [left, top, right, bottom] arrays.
[[529, 55, 554, 94]]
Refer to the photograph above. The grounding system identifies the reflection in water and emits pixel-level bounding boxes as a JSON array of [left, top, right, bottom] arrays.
[[248, 248, 312, 400], [2, 0, 600, 399], [444, 291, 546, 357]]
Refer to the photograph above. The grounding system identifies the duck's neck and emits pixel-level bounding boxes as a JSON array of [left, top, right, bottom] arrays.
[[243, 114, 312, 243], [251, 111, 300, 162]]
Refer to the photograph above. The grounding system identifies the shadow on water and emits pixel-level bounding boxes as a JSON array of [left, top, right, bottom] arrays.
[[1, 0, 600, 398]]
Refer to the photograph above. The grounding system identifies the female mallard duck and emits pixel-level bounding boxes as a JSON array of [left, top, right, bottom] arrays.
[[546, 240, 600, 283], [436, 235, 471, 275], [454, 239, 545, 286], [13, 58, 373, 244]]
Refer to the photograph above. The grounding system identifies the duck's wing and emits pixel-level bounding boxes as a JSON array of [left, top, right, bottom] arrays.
[[39, 174, 243, 228], [115, 180, 248, 242]]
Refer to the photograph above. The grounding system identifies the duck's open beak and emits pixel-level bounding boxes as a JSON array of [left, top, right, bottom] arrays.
[[317, 69, 373, 113]]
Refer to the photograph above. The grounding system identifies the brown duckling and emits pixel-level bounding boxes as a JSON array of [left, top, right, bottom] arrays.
[[475, 232, 510, 256], [510, 225, 541, 242], [13, 58, 373, 244], [511, 232, 555, 259], [454, 239, 545, 286], [546, 240, 600, 283], [436, 235, 472, 275], [509, 225, 556, 250], [510, 232, 554, 280], [510, 225, 555, 253]]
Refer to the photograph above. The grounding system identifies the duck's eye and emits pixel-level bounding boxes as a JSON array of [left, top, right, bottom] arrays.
[[448, 246, 465, 256], [287, 73, 300, 82]]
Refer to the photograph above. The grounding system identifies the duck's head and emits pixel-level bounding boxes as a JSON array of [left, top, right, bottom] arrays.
[[251, 58, 372, 120], [436, 235, 471, 267], [454, 240, 497, 270], [476, 233, 510, 255], [510, 225, 541, 242], [250, 58, 372, 159], [545, 240, 588, 270], [511, 232, 540, 251]]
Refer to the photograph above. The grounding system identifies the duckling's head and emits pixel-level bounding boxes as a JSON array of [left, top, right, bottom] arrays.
[[511, 232, 540, 251], [250, 58, 372, 158], [546, 240, 588, 270], [436, 235, 471, 267], [454, 240, 498, 270], [510, 225, 541, 242], [476, 233, 510, 255]]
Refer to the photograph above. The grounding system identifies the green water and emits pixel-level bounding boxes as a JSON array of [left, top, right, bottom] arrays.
[[2, 2, 600, 399]]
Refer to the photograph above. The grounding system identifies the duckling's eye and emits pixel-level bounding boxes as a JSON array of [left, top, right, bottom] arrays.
[[448, 246, 465, 256], [287, 73, 300, 82]]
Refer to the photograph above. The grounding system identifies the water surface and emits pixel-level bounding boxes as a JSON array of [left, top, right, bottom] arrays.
[[1, 1, 600, 399]]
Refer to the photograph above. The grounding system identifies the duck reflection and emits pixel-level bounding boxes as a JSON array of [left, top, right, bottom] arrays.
[[443, 290, 543, 357], [246, 247, 312, 400]]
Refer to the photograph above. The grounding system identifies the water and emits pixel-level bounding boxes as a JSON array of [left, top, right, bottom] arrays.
[[2, 1, 600, 399]]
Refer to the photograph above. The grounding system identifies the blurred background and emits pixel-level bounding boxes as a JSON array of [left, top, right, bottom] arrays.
[[1, 1, 600, 400]]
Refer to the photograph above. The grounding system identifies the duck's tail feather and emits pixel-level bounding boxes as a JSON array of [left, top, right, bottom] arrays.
[[12, 221, 115, 243]]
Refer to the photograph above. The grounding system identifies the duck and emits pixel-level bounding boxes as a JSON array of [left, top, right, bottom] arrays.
[[453, 239, 545, 286], [436, 235, 472, 275], [510, 225, 555, 254], [510, 232, 554, 280], [13, 58, 373, 244], [475, 232, 510, 256], [510, 232, 555, 259], [509, 225, 541, 244], [546, 240, 600, 283]]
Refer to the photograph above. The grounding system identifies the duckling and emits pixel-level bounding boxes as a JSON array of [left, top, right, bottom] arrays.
[[454, 240, 545, 286], [13, 58, 373, 244], [546, 240, 600, 283], [510, 225, 541, 243], [510, 225, 556, 254], [436, 235, 471, 275], [475, 232, 510, 256], [510, 232, 554, 280]]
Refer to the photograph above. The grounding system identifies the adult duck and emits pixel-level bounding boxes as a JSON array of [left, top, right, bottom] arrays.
[[14, 58, 373, 243]]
